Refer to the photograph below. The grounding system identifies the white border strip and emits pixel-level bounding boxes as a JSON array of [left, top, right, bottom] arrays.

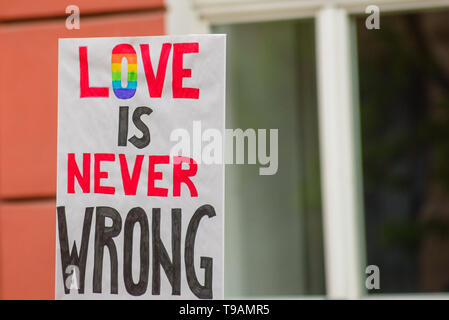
[[192, 0, 449, 25]]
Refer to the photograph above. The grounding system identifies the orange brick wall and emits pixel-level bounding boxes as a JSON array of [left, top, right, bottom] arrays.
[[0, 1, 166, 299]]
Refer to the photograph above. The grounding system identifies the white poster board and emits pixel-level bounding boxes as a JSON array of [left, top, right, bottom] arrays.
[[56, 35, 225, 299]]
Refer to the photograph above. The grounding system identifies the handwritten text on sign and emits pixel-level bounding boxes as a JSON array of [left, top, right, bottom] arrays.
[[56, 35, 225, 299]]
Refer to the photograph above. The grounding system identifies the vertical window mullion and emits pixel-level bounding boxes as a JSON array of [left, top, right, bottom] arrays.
[[316, 5, 365, 299]]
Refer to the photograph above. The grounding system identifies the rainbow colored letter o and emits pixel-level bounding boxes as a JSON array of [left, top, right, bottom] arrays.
[[111, 44, 137, 99]]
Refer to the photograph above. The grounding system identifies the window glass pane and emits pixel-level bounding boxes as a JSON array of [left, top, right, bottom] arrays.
[[213, 20, 325, 297], [357, 9, 449, 293]]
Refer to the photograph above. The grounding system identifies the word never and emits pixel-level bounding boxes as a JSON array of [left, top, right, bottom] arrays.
[[79, 42, 200, 100], [67, 154, 198, 197]]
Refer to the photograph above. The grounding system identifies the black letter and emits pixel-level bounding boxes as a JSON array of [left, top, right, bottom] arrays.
[[152, 208, 181, 295], [123, 207, 149, 296], [118, 106, 129, 146], [128, 106, 152, 149], [93, 206, 122, 294], [57, 206, 93, 294], [185, 204, 215, 299]]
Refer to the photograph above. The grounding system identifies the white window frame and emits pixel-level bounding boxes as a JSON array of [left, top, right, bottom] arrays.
[[166, 0, 449, 300]]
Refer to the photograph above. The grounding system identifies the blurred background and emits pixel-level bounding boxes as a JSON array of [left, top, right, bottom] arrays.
[[1, 0, 449, 299]]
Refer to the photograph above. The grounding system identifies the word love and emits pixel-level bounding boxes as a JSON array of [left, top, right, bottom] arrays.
[[79, 42, 200, 100], [68, 154, 198, 197]]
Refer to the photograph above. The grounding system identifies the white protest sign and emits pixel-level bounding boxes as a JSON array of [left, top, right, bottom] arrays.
[[56, 35, 225, 299]]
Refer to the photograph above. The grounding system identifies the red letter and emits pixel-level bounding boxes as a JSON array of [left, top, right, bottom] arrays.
[[79, 46, 109, 98], [67, 153, 90, 193], [173, 156, 198, 197], [119, 154, 144, 195], [172, 43, 199, 99], [140, 43, 171, 98], [94, 153, 115, 194], [148, 155, 169, 197]]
